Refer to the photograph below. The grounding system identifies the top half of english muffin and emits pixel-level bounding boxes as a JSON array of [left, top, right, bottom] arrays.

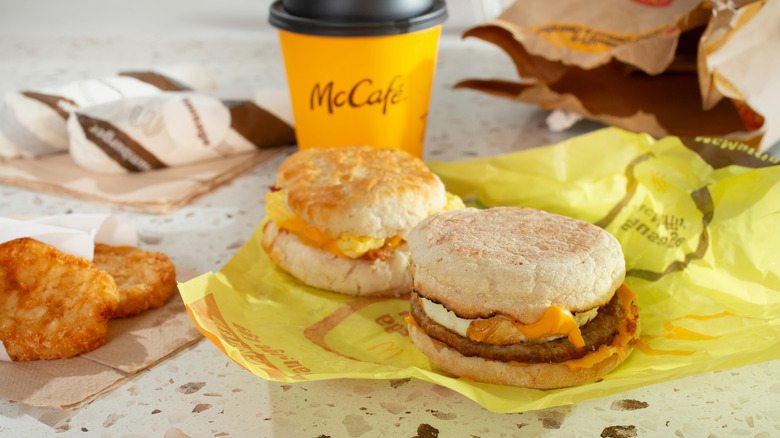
[[274, 146, 447, 239], [407, 207, 626, 323]]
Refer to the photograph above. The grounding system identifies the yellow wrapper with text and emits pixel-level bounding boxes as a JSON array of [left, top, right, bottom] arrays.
[[178, 127, 780, 413]]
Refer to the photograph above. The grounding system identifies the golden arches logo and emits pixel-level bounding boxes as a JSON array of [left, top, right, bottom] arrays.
[[368, 341, 405, 361], [529, 22, 677, 54], [650, 170, 668, 192]]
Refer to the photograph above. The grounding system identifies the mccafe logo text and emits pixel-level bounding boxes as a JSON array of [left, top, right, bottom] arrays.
[[310, 76, 405, 115]]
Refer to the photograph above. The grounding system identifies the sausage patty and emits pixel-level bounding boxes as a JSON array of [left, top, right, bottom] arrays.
[[410, 290, 624, 364]]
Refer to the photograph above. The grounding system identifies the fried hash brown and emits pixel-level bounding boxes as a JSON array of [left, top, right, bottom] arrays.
[[0, 238, 118, 361], [93, 243, 177, 318]]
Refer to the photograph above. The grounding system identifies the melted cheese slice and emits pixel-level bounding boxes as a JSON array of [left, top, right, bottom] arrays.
[[266, 189, 464, 259], [415, 284, 639, 371], [561, 284, 638, 370], [420, 296, 598, 347]]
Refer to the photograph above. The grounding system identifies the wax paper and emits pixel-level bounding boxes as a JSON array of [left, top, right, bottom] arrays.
[[178, 127, 780, 413]]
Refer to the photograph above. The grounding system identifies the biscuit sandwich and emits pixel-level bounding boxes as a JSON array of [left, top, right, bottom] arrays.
[[262, 146, 464, 297], [406, 207, 640, 389]]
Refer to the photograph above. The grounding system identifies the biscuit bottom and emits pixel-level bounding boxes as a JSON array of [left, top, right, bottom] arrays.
[[261, 221, 412, 297]]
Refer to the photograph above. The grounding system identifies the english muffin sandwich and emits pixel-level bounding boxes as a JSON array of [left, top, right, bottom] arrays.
[[406, 207, 640, 389], [262, 146, 464, 297]]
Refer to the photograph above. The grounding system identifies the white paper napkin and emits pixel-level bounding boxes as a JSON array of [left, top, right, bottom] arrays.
[[0, 214, 136, 260]]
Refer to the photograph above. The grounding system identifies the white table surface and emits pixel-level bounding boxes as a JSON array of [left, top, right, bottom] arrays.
[[1, 1, 779, 436]]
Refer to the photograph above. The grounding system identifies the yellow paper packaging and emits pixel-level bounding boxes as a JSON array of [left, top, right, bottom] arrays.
[[455, 0, 780, 152], [178, 127, 780, 413]]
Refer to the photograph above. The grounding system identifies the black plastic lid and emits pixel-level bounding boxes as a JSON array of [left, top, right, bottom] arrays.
[[268, 0, 448, 37]]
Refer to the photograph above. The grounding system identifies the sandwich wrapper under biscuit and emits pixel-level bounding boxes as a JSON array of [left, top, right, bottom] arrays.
[[177, 127, 780, 413]]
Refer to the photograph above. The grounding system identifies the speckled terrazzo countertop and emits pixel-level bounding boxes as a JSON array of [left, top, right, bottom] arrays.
[[1, 1, 779, 436]]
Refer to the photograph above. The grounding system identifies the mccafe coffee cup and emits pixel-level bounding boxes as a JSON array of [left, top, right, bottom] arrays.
[[269, 0, 447, 157]]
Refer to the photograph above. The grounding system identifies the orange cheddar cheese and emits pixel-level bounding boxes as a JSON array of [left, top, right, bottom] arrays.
[[277, 215, 348, 258], [468, 306, 586, 347], [410, 284, 639, 372], [266, 189, 464, 261], [562, 284, 638, 370]]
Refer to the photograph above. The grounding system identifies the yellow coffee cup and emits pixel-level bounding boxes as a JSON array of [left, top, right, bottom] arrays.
[[269, 0, 447, 158]]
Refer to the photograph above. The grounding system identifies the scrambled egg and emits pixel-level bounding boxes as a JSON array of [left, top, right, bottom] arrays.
[[265, 190, 297, 224], [266, 189, 464, 259], [444, 191, 466, 211]]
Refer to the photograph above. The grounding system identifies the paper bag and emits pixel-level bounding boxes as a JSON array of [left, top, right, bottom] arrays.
[[0, 268, 202, 409], [456, 0, 780, 151], [178, 127, 780, 414], [0, 149, 285, 213]]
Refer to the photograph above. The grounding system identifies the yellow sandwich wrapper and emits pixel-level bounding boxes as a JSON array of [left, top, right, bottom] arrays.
[[178, 127, 780, 413]]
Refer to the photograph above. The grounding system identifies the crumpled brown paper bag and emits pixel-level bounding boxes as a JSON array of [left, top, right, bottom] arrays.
[[457, 0, 779, 151]]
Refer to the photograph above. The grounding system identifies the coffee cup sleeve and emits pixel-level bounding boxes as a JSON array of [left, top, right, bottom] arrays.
[[0, 65, 216, 160], [67, 91, 296, 174]]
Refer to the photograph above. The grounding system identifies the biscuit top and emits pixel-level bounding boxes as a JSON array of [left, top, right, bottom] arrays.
[[274, 146, 447, 239], [407, 207, 626, 323]]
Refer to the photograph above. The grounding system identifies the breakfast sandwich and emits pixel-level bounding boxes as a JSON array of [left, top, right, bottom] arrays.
[[262, 145, 464, 297], [406, 207, 640, 389]]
